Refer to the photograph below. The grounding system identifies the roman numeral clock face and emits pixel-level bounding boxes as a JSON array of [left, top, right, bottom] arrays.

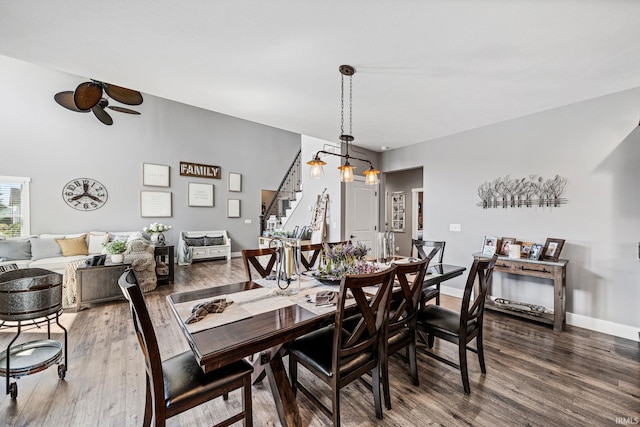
[[63, 178, 108, 211]]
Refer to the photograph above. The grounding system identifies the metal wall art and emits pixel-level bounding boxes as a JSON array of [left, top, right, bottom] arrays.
[[477, 175, 568, 209]]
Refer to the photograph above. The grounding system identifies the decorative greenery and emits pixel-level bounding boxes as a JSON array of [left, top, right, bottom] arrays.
[[103, 240, 127, 255], [312, 241, 377, 281], [143, 222, 172, 233]]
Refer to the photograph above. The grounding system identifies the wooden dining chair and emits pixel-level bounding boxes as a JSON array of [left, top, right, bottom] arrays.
[[118, 269, 254, 427], [288, 266, 397, 426], [411, 239, 446, 305], [381, 250, 436, 409], [299, 243, 324, 270], [299, 241, 350, 271], [242, 248, 277, 281], [416, 254, 497, 394]]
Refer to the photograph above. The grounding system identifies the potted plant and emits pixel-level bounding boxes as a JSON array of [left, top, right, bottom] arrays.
[[104, 240, 127, 263]]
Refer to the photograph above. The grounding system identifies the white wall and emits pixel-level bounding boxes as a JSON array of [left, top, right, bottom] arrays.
[[0, 56, 301, 252], [382, 88, 640, 340]]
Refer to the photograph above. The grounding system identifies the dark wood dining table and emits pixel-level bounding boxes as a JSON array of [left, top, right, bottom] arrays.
[[166, 263, 466, 427]]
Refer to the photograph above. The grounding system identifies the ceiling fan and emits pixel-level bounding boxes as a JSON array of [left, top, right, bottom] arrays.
[[54, 80, 143, 125]]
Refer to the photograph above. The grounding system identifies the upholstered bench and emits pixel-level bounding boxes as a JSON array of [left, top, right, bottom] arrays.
[[177, 230, 231, 265]]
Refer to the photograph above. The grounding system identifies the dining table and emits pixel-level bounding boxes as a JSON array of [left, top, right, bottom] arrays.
[[166, 262, 466, 427]]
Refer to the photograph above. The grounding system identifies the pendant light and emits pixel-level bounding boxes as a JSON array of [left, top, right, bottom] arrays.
[[306, 65, 380, 185]]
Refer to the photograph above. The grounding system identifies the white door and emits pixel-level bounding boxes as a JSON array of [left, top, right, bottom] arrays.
[[345, 178, 379, 250]]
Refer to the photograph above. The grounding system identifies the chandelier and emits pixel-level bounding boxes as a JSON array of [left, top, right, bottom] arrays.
[[307, 65, 380, 185]]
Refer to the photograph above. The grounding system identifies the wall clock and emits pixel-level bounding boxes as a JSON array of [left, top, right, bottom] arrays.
[[62, 178, 108, 211]]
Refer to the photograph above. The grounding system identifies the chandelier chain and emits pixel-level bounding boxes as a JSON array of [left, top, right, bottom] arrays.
[[340, 74, 345, 137], [349, 74, 352, 136]]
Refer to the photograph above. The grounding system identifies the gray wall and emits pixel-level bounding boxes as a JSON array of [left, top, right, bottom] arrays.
[[0, 56, 300, 252], [381, 87, 640, 337]]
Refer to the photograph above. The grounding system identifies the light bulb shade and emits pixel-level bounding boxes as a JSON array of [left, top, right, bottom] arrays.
[[307, 155, 326, 179], [364, 166, 380, 185], [338, 162, 355, 183]]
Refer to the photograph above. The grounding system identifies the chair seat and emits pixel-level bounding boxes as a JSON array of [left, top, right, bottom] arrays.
[[422, 285, 439, 302], [163, 352, 253, 408], [289, 324, 375, 378], [418, 305, 478, 337]]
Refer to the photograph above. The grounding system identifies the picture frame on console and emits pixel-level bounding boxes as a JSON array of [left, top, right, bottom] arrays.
[[529, 243, 544, 260], [500, 237, 515, 255], [542, 238, 565, 261], [482, 235, 498, 255]]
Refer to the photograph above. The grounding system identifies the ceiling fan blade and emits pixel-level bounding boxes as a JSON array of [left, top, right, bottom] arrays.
[[74, 82, 103, 110], [107, 105, 141, 115], [104, 84, 143, 105], [92, 105, 114, 125], [54, 91, 88, 112]]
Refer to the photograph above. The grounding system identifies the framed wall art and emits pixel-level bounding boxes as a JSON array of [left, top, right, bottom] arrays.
[[391, 191, 405, 232], [140, 191, 172, 217], [542, 238, 565, 261], [227, 199, 240, 218], [143, 163, 170, 187], [228, 172, 242, 192], [188, 182, 214, 207]]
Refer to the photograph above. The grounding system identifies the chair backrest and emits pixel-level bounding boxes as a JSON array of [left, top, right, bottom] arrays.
[[242, 248, 277, 281], [388, 250, 436, 334], [299, 243, 324, 271], [412, 240, 445, 263], [332, 265, 397, 372], [459, 254, 498, 333], [118, 269, 165, 419]]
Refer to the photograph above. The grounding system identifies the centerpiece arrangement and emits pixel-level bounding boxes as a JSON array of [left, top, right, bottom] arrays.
[[143, 222, 172, 245], [312, 241, 377, 283]]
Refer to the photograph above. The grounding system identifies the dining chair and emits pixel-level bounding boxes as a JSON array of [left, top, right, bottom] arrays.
[[299, 243, 324, 270], [288, 266, 397, 426], [242, 248, 277, 281], [382, 250, 437, 409], [299, 241, 350, 271], [416, 254, 497, 394], [118, 269, 254, 427], [411, 239, 446, 305]]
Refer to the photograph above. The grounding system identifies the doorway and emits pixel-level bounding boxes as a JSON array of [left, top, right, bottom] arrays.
[[344, 177, 379, 250]]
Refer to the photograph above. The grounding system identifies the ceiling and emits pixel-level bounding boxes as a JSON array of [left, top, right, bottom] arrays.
[[2, 1, 640, 152]]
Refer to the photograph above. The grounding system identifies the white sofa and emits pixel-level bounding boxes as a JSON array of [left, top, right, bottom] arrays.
[[178, 230, 231, 265], [0, 231, 140, 274]]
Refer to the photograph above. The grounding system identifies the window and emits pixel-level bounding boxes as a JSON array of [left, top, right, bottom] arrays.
[[0, 176, 30, 238]]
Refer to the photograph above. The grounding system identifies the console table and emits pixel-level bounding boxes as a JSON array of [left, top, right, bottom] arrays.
[[76, 262, 130, 310], [473, 253, 568, 331]]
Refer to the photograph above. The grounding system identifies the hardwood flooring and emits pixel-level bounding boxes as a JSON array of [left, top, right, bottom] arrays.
[[1, 259, 638, 426]]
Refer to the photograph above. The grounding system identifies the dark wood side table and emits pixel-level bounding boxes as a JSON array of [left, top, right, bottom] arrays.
[[75, 261, 130, 311], [153, 244, 174, 284]]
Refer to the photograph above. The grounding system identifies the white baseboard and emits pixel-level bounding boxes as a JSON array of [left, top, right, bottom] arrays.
[[231, 251, 242, 258], [441, 286, 639, 342]]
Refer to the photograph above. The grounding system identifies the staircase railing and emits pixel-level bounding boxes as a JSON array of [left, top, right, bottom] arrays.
[[260, 149, 302, 234]]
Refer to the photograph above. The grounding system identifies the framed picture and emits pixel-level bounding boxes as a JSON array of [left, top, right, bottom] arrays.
[[529, 243, 544, 260], [140, 191, 172, 217], [392, 212, 405, 232], [188, 182, 214, 207], [391, 191, 405, 213], [482, 235, 498, 255], [227, 199, 240, 218], [542, 238, 565, 261], [142, 163, 170, 187], [518, 241, 534, 257], [228, 172, 242, 192], [499, 237, 516, 256]]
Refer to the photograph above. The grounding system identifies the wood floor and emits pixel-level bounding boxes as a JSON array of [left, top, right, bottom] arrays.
[[1, 259, 638, 426]]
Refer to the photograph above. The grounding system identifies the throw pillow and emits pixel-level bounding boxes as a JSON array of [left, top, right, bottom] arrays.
[[205, 236, 225, 246], [56, 234, 89, 256], [0, 240, 31, 260], [30, 238, 63, 260], [88, 233, 110, 254], [0, 263, 19, 272], [184, 237, 205, 246]]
